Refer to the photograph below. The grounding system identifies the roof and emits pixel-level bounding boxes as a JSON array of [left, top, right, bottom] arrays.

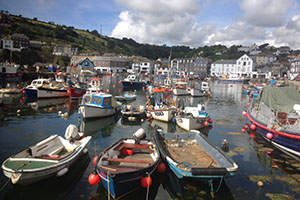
[[213, 60, 236, 64]]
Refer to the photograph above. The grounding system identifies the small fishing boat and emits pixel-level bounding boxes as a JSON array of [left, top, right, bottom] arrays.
[[1, 124, 92, 185], [121, 105, 146, 121], [114, 94, 136, 102], [67, 84, 86, 99], [22, 78, 51, 96], [217, 74, 250, 84], [148, 101, 178, 122], [153, 129, 238, 187], [173, 82, 189, 96], [175, 104, 210, 131], [78, 92, 122, 119], [36, 81, 69, 98], [244, 86, 300, 158], [121, 74, 147, 90], [91, 128, 160, 199]]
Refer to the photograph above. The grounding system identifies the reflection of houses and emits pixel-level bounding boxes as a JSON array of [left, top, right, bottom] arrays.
[[53, 44, 78, 57], [11, 33, 29, 49], [210, 54, 253, 77], [171, 57, 208, 76]]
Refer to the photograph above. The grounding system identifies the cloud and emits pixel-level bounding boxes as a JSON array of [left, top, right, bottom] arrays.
[[240, 0, 294, 27], [271, 15, 300, 48]]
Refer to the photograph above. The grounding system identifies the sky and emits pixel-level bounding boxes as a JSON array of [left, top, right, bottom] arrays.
[[1, 0, 300, 49]]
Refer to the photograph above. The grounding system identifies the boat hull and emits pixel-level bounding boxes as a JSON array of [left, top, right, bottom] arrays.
[[173, 88, 189, 96], [121, 81, 146, 90], [190, 89, 204, 97], [24, 88, 37, 96], [176, 116, 207, 131], [149, 109, 176, 122], [37, 88, 68, 98], [247, 111, 300, 157], [79, 104, 121, 119], [2, 137, 91, 185], [68, 87, 86, 99]]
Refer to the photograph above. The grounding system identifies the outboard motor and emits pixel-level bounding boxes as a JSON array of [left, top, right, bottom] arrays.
[[293, 104, 300, 115], [133, 128, 146, 143], [65, 124, 81, 142]]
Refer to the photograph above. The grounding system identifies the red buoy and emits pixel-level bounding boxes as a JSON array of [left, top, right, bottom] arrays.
[[208, 125, 213, 130], [157, 163, 166, 173], [249, 132, 256, 138], [203, 121, 208, 127], [241, 127, 246, 132], [93, 156, 98, 165], [119, 81, 122, 84], [246, 102, 251, 107], [88, 173, 100, 185], [242, 111, 247, 116], [250, 124, 256, 130], [244, 123, 249, 129], [208, 119, 213, 123], [141, 176, 152, 188]]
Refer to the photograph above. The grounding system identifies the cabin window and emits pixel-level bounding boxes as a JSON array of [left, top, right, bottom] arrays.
[[103, 98, 111, 106], [83, 96, 91, 104], [92, 97, 102, 104]]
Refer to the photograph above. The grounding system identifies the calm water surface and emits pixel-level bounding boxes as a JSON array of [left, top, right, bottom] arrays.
[[0, 76, 300, 200]]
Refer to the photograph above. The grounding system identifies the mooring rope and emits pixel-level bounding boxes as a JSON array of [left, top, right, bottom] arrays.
[[0, 179, 10, 192]]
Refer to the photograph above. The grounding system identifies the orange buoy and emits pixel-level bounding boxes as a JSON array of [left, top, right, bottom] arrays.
[[141, 176, 152, 188], [93, 156, 98, 165], [88, 173, 100, 185], [203, 121, 208, 127]]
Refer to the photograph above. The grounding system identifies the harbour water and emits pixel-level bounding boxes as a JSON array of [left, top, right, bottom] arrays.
[[1, 76, 300, 200]]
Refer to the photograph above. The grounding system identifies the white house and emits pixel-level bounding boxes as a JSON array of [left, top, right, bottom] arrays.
[[140, 61, 154, 75], [290, 56, 300, 79], [210, 54, 253, 77]]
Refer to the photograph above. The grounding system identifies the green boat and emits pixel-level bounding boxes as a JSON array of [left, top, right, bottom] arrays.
[[1, 124, 91, 185]]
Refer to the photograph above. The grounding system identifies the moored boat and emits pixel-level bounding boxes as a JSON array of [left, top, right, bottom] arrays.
[[91, 128, 160, 199], [1, 124, 92, 185], [121, 74, 147, 90], [121, 105, 146, 121], [78, 92, 122, 119], [22, 78, 51, 96], [148, 105, 177, 122], [173, 82, 189, 96], [244, 86, 300, 158], [68, 87, 86, 99], [175, 104, 211, 131], [153, 129, 238, 181]]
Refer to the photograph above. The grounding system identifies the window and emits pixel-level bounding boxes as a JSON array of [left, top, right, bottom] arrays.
[[83, 96, 91, 104], [92, 96, 102, 104], [103, 98, 111, 106]]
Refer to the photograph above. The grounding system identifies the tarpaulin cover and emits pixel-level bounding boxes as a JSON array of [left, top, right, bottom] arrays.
[[257, 86, 300, 112]]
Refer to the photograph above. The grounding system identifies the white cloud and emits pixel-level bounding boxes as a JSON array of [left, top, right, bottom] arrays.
[[240, 0, 294, 27]]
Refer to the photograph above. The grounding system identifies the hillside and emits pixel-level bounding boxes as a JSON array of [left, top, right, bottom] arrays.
[[0, 14, 250, 65]]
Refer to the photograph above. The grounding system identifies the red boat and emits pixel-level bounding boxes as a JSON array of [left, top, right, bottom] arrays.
[[68, 87, 86, 99]]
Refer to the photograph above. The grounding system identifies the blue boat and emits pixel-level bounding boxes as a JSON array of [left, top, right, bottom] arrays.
[[121, 74, 147, 90], [153, 129, 238, 190], [245, 86, 300, 158], [93, 128, 160, 199]]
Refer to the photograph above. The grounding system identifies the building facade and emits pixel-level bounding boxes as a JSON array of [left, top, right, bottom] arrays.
[[171, 57, 208, 76], [53, 44, 78, 57], [210, 54, 253, 77], [11, 33, 29, 49]]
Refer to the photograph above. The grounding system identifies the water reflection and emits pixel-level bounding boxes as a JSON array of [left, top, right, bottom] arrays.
[[162, 169, 234, 200], [4, 153, 90, 200], [79, 114, 121, 138]]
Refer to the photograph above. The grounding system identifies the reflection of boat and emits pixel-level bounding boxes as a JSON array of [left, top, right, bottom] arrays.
[[175, 104, 210, 131], [67, 87, 86, 99], [150, 119, 175, 133], [4, 153, 90, 200], [1, 125, 92, 185], [114, 94, 136, 102], [78, 92, 122, 119], [79, 114, 120, 137], [24, 97, 69, 112], [163, 167, 235, 199], [153, 130, 238, 181], [94, 129, 160, 199], [245, 86, 300, 157]]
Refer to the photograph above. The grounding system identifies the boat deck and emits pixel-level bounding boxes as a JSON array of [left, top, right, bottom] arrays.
[[164, 139, 219, 169]]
